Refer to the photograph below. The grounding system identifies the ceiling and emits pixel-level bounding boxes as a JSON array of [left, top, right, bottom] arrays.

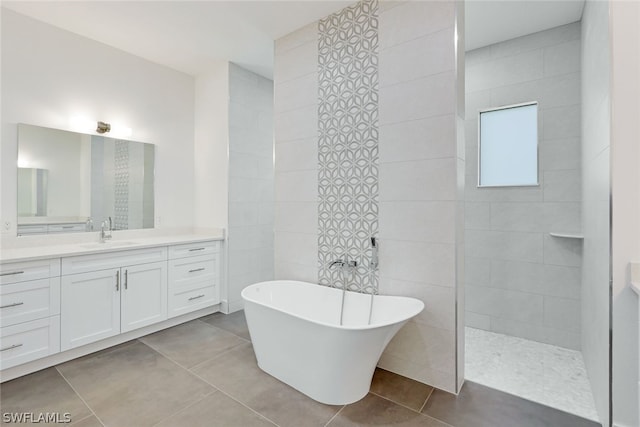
[[3, 0, 585, 79], [465, 0, 585, 51]]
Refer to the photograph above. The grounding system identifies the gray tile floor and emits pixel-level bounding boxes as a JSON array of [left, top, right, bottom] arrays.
[[0, 311, 600, 427]]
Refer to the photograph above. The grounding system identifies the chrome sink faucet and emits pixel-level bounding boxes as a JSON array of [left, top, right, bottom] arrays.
[[100, 220, 112, 243]]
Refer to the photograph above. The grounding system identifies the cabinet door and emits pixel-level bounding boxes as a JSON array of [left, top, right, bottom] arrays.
[[61, 268, 120, 351], [121, 261, 167, 333]]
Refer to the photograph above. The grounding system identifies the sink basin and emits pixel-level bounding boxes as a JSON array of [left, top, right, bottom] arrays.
[[79, 241, 138, 249]]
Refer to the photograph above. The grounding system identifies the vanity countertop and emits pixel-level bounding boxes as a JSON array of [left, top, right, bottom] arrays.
[[0, 229, 224, 263]]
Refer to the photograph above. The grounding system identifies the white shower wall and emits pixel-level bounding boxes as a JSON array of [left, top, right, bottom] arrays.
[[274, 0, 464, 393], [581, 0, 611, 424]]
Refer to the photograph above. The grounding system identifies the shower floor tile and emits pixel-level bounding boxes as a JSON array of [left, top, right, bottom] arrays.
[[465, 327, 599, 422]]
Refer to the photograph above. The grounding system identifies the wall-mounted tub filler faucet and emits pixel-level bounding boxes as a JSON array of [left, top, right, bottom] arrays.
[[329, 259, 346, 269], [370, 237, 379, 269], [100, 220, 112, 243], [329, 259, 357, 272]]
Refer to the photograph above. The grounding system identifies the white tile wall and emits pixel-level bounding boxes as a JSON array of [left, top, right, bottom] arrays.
[[464, 23, 583, 350], [378, 0, 461, 394], [581, 1, 612, 424], [274, 0, 462, 394], [273, 21, 319, 288], [227, 63, 274, 311]]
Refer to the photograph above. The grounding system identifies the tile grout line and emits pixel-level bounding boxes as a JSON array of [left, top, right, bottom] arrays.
[[183, 342, 249, 373], [195, 318, 252, 343], [368, 390, 426, 415], [323, 404, 346, 427], [137, 340, 280, 427], [419, 387, 435, 413], [186, 364, 281, 427], [149, 390, 218, 427], [69, 414, 99, 426], [367, 390, 455, 427], [54, 366, 107, 427]]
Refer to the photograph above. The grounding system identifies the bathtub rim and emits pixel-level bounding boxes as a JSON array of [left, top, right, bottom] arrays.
[[241, 280, 424, 332]]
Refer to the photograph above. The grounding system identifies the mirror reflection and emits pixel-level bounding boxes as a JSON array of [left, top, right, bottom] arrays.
[[17, 123, 155, 236]]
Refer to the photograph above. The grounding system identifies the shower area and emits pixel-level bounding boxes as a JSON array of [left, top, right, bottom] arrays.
[[463, 2, 610, 424]]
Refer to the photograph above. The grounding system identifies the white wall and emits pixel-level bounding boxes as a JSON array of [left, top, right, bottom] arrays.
[[273, 21, 319, 283], [581, 1, 611, 425], [227, 63, 274, 312], [1, 9, 196, 234], [464, 23, 583, 349], [194, 63, 229, 230], [377, 0, 462, 393], [274, 0, 463, 393], [611, 1, 640, 426]]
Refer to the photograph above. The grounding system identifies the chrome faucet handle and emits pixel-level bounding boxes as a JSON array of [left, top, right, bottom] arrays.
[[370, 237, 379, 269]]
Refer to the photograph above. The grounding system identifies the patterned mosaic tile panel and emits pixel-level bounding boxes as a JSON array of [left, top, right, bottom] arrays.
[[317, 0, 379, 294], [114, 140, 129, 230]]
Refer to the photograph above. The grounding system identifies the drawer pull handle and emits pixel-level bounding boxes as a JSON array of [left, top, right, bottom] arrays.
[[62, 225, 75, 229], [0, 271, 24, 277], [116, 271, 120, 291], [0, 302, 24, 309], [0, 343, 23, 352], [188, 294, 205, 301], [125, 270, 128, 290], [188, 268, 205, 273], [188, 248, 205, 252]]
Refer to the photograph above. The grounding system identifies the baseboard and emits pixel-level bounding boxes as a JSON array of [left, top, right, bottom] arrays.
[[0, 305, 221, 383], [227, 299, 244, 313]]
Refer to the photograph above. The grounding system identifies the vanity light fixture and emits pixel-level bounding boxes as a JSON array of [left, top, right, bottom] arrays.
[[96, 121, 111, 134], [69, 116, 132, 138]]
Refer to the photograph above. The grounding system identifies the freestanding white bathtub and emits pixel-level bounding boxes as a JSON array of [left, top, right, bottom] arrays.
[[241, 280, 424, 405]]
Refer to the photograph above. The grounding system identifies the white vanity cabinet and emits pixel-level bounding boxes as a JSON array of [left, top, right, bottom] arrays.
[[0, 236, 223, 378], [61, 247, 168, 351], [0, 259, 61, 370], [168, 241, 221, 318]]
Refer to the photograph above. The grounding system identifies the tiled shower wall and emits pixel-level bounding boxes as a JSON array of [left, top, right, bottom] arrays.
[[581, 1, 611, 423], [227, 63, 275, 312], [274, 0, 463, 393], [464, 23, 583, 350]]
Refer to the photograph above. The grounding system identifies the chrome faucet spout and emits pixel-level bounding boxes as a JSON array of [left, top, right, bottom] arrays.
[[100, 220, 112, 243], [329, 259, 345, 269]]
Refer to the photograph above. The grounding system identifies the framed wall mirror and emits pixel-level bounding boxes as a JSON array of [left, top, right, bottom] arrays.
[[16, 123, 155, 236]]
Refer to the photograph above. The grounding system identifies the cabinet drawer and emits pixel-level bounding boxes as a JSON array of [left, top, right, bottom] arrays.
[[0, 316, 60, 370], [0, 259, 60, 285], [0, 278, 60, 327], [62, 247, 168, 275], [168, 284, 219, 318], [168, 255, 218, 289], [48, 223, 87, 233], [168, 241, 220, 260]]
